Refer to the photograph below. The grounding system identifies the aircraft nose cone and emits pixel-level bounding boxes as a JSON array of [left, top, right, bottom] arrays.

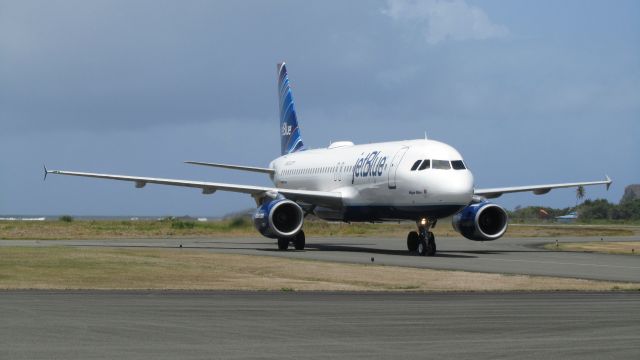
[[437, 171, 474, 203]]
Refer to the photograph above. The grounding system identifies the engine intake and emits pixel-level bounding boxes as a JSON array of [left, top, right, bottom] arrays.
[[452, 202, 508, 241], [253, 199, 304, 238]]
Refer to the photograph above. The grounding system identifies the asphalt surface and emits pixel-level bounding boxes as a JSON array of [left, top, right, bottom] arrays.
[[2, 235, 639, 282], [1, 291, 638, 360]]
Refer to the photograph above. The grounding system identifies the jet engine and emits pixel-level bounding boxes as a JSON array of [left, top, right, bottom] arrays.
[[452, 202, 508, 241], [253, 198, 304, 238]]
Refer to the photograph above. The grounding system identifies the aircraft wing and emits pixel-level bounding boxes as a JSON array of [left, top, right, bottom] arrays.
[[474, 176, 612, 199], [45, 169, 342, 208]]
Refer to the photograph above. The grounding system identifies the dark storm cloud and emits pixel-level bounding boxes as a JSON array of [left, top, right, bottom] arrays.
[[0, 0, 637, 216], [0, 0, 398, 133]]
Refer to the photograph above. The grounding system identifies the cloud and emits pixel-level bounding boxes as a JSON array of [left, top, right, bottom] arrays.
[[382, 0, 509, 44]]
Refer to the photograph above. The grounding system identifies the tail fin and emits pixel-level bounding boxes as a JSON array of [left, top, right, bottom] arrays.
[[277, 62, 304, 155]]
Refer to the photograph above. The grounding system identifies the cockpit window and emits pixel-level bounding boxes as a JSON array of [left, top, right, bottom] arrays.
[[418, 159, 430, 170], [432, 160, 451, 170], [451, 160, 466, 170], [410, 160, 422, 171]]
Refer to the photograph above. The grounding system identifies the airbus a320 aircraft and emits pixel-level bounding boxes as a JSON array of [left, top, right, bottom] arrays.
[[47, 63, 612, 256]]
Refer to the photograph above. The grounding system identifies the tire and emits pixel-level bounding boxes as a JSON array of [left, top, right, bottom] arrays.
[[417, 238, 428, 256], [277, 237, 289, 250], [407, 231, 419, 252], [293, 230, 306, 250], [426, 232, 436, 256]]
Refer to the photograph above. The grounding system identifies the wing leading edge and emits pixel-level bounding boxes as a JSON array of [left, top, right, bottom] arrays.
[[45, 169, 342, 208], [474, 176, 612, 199]]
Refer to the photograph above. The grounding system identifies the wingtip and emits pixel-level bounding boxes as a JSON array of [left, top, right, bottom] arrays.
[[605, 174, 612, 190], [43, 164, 48, 181]]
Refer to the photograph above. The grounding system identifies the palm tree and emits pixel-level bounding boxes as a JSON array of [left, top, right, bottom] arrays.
[[575, 185, 585, 212]]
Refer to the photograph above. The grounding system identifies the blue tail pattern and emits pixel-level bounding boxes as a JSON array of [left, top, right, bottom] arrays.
[[277, 63, 304, 155]]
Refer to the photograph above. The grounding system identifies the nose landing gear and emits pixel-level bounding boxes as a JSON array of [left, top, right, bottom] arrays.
[[407, 218, 436, 256]]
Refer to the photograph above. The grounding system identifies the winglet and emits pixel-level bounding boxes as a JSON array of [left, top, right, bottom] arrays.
[[43, 165, 48, 181], [605, 175, 612, 191]]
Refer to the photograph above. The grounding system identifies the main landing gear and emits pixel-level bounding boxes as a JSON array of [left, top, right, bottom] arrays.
[[406, 218, 436, 256], [277, 230, 306, 251]]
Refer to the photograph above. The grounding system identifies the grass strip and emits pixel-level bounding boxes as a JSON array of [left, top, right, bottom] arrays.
[[0, 247, 637, 291], [0, 219, 634, 240], [544, 241, 640, 256]]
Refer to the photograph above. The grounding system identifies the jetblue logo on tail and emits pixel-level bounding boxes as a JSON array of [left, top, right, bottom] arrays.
[[277, 63, 304, 155], [281, 122, 292, 136]]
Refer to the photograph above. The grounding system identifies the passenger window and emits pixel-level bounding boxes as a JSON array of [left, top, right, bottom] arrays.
[[410, 160, 422, 171], [418, 159, 430, 171], [432, 160, 451, 170]]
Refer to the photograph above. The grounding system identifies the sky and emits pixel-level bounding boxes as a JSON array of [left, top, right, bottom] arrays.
[[1, 0, 638, 217]]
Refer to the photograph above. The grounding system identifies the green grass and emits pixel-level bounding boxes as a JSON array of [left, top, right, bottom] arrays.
[[0, 219, 417, 240], [0, 218, 636, 240], [510, 219, 640, 226]]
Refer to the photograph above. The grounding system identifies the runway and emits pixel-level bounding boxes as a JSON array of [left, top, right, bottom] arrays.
[[3, 235, 639, 282], [1, 291, 638, 359], [2, 237, 638, 358]]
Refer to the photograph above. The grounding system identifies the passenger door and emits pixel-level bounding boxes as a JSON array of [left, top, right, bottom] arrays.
[[387, 146, 409, 189]]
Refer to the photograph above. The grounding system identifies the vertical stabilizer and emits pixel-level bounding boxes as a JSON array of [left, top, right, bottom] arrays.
[[277, 62, 304, 155]]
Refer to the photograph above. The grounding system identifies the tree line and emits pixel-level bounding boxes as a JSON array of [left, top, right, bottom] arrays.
[[509, 198, 640, 222]]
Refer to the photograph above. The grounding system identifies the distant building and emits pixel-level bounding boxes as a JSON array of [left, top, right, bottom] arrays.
[[0, 217, 46, 221]]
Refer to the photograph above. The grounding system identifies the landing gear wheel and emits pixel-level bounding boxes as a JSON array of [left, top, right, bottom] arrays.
[[417, 238, 428, 256], [407, 231, 419, 252], [293, 230, 306, 250], [277, 237, 289, 251], [426, 232, 436, 256]]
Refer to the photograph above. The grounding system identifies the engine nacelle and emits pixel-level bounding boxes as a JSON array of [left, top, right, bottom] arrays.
[[452, 202, 508, 241], [253, 199, 304, 239]]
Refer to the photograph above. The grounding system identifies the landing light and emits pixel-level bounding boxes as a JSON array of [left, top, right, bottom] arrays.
[[420, 218, 427, 226]]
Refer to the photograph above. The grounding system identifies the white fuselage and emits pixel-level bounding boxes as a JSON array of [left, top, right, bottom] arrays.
[[269, 139, 474, 222]]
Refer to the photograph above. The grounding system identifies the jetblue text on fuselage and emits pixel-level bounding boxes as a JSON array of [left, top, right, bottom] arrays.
[[352, 151, 387, 184]]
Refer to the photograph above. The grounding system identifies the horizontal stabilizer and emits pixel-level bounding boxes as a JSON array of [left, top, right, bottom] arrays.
[[184, 161, 275, 175]]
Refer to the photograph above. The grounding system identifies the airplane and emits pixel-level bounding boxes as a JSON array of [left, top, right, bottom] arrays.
[[555, 211, 578, 223], [45, 62, 612, 256]]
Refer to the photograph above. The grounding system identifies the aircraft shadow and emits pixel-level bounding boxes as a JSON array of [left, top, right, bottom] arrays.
[[449, 249, 558, 255], [194, 241, 273, 246], [67, 244, 276, 251], [299, 243, 477, 258], [68, 243, 561, 258]]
